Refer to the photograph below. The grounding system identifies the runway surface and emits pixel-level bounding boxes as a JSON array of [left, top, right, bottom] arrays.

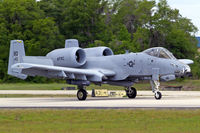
[[0, 90, 200, 109]]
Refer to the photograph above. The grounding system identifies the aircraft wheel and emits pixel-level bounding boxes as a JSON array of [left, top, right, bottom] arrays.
[[77, 89, 87, 101], [155, 91, 162, 100], [126, 87, 137, 99]]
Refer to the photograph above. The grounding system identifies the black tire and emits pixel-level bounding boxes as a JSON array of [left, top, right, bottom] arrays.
[[77, 89, 87, 100], [126, 87, 137, 99], [155, 91, 162, 100]]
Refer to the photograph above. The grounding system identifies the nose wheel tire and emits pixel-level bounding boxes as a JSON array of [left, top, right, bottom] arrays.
[[155, 91, 162, 100], [126, 87, 137, 99], [77, 89, 87, 100]]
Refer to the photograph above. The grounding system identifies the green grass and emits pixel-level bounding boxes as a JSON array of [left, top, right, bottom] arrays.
[[0, 109, 199, 133], [0, 83, 126, 90], [0, 83, 69, 90], [0, 94, 77, 98], [0, 79, 200, 91]]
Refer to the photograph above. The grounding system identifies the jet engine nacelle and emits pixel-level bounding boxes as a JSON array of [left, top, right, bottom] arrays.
[[46, 47, 86, 68], [84, 47, 114, 57]]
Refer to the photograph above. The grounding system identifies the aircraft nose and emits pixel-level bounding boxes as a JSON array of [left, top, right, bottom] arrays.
[[184, 64, 191, 73], [174, 63, 191, 77], [183, 64, 192, 77]]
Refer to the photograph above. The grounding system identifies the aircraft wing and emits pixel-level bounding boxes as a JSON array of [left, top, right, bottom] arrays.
[[11, 63, 115, 82]]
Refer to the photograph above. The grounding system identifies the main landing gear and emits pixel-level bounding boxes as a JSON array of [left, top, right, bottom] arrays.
[[150, 80, 162, 100], [76, 81, 162, 100], [126, 87, 137, 99], [77, 86, 87, 100]]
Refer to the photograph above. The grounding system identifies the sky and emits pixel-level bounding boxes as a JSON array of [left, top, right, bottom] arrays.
[[156, 0, 200, 36]]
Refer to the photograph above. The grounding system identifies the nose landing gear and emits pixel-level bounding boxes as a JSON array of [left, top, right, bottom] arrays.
[[154, 91, 162, 100], [150, 80, 162, 100]]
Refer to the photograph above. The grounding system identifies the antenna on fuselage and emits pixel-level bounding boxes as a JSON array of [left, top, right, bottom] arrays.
[[125, 50, 129, 54]]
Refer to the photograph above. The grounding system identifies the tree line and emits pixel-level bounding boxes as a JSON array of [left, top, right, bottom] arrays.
[[0, 0, 199, 82]]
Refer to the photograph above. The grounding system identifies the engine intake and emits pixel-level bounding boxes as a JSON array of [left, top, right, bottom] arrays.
[[84, 47, 114, 57], [46, 47, 86, 68]]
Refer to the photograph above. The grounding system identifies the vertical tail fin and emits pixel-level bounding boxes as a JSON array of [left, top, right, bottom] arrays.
[[8, 40, 27, 79]]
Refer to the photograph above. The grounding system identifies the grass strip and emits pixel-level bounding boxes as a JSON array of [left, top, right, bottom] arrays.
[[0, 80, 200, 91], [0, 94, 77, 98], [0, 109, 199, 133]]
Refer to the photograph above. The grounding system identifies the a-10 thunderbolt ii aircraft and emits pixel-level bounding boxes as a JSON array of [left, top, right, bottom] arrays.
[[8, 39, 193, 100]]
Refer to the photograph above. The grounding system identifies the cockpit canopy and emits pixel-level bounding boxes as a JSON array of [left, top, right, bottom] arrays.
[[143, 47, 176, 59]]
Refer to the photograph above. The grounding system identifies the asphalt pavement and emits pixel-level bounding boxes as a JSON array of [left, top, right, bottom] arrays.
[[0, 90, 199, 109]]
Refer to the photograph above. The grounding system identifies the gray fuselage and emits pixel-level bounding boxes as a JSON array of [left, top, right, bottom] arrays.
[[82, 52, 186, 81]]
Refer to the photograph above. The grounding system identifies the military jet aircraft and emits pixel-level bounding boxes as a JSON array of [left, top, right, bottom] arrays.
[[8, 39, 193, 100]]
